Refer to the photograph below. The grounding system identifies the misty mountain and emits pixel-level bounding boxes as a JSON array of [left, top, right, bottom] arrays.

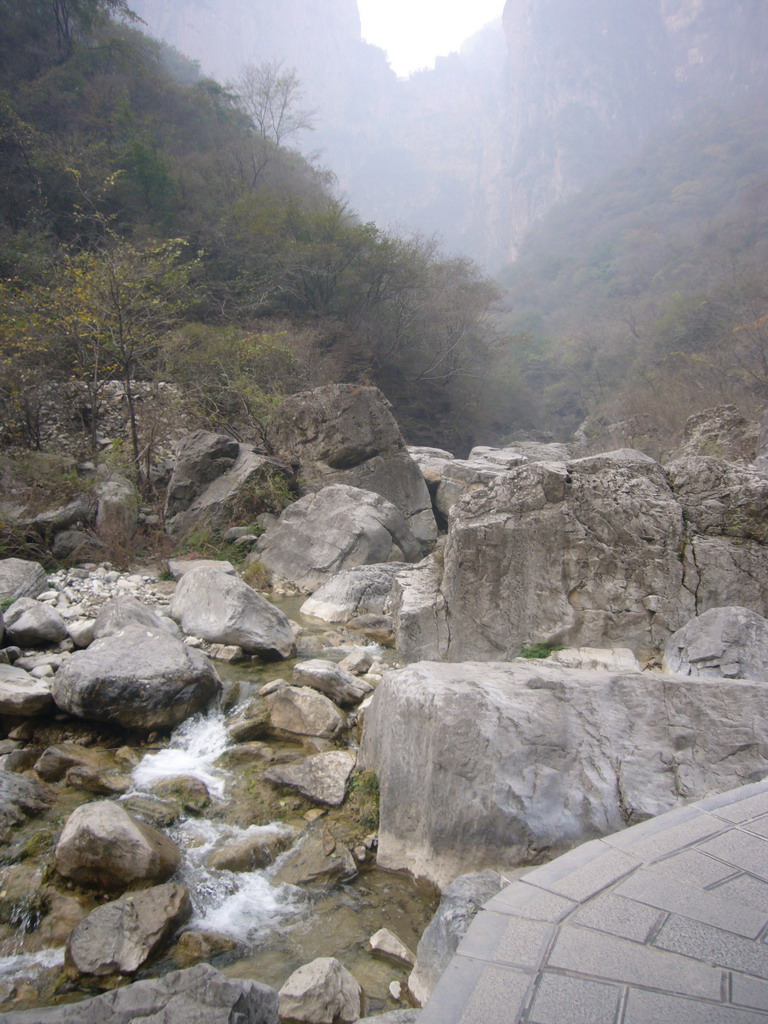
[[130, 0, 766, 270]]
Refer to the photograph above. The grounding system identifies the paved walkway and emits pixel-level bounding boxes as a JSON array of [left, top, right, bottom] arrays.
[[420, 778, 768, 1023]]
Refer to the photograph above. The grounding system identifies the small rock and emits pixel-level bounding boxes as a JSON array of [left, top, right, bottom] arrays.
[[278, 956, 364, 1024], [367, 927, 416, 967]]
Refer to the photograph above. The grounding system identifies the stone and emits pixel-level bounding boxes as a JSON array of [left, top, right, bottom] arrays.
[[664, 606, 768, 680], [670, 404, 761, 464], [151, 776, 211, 812], [0, 557, 48, 602], [254, 485, 421, 593], [407, 870, 504, 1005], [273, 831, 357, 887], [300, 563, 407, 624], [167, 558, 236, 580], [265, 686, 346, 740], [544, 647, 642, 672], [172, 929, 240, 967], [206, 827, 296, 872], [367, 927, 416, 968], [0, 664, 54, 716], [338, 647, 375, 675], [359, 660, 768, 888], [666, 455, 768, 538], [67, 617, 96, 647], [390, 559, 449, 663], [292, 659, 374, 705], [4, 597, 68, 646], [65, 764, 131, 796], [52, 624, 221, 731], [93, 594, 179, 639], [226, 698, 271, 742], [170, 567, 296, 659], [95, 472, 138, 540], [31, 495, 92, 534], [34, 742, 109, 782], [273, 383, 435, 543], [434, 456, 511, 519], [0, 770, 55, 842], [278, 956, 363, 1024], [0, 963, 280, 1023], [66, 882, 192, 976], [164, 430, 240, 516], [52, 529, 98, 560], [54, 799, 181, 893], [264, 751, 357, 806]]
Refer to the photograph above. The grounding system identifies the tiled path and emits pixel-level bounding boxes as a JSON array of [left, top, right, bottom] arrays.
[[419, 779, 768, 1023]]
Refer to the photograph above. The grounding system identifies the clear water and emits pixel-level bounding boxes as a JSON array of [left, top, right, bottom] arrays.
[[130, 709, 231, 800]]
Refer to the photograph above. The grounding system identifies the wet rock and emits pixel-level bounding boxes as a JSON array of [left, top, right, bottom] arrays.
[[170, 567, 296, 659], [264, 751, 356, 806], [206, 827, 296, 872], [367, 927, 416, 968], [121, 795, 181, 828], [0, 664, 54, 716], [66, 882, 192, 977], [292, 659, 373, 705], [408, 870, 503, 1005], [65, 763, 131, 796], [0, 558, 47, 602], [54, 800, 181, 893], [300, 563, 407, 625], [4, 597, 68, 647], [93, 594, 179, 639], [0, 770, 56, 842], [34, 742, 109, 782], [0, 963, 280, 1023], [52, 624, 221, 731], [253, 485, 421, 594], [664, 606, 768, 680], [273, 831, 357, 887], [172, 929, 240, 967], [226, 698, 271, 742], [151, 776, 211, 813], [278, 956, 363, 1024], [265, 686, 346, 740]]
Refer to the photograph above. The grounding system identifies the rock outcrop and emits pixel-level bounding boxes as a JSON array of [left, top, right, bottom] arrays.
[[360, 660, 768, 887], [664, 606, 768, 681]]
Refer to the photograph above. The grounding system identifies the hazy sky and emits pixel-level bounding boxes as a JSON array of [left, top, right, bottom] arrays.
[[357, 0, 505, 77]]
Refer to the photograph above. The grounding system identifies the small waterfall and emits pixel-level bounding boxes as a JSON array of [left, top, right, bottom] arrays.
[[130, 709, 231, 799]]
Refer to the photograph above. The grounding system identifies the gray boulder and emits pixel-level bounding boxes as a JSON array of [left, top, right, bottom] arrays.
[[0, 557, 47, 602], [273, 831, 357, 887], [253, 485, 421, 593], [292, 659, 373, 705], [278, 957, 363, 1024], [165, 430, 240, 516], [408, 870, 504, 1005], [664, 606, 768, 680], [54, 799, 181, 892], [359, 660, 768, 888], [434, 457, 511, 519], [300, 563, 407, 624], [0, 664, 54, 716], [264, 750, 357, 806], [95, 472, 138, 541], [52, 624, 221, 731], [34, 741, 110, 782], [167, 558, 236, 580], [265, 686, 346, 740], [67, 882, 192, 976], [0, 963, 280, 1023], [0, 770, 55, 843], [93, 594, 179, 639], [4, 597, 67, 647], [273, 384, 436, 544], [666, 455, 768, 537], [170, 566, 296, 659]]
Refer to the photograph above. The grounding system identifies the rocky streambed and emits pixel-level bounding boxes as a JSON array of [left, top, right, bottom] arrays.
[[0, 560, 438, 1019]]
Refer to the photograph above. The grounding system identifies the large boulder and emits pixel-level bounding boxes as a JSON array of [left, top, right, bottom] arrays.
[[253, 485, 421, 593], [664, 606, 768, 680], [52, 625, 221, 731], [66, 882, 192, 976], [300, 563, 407, 624], [264, 750, 357, 806], [54, 800, 181, 892], [170, 566, 296, 659], [0, 770, 56, 843], [0, 664, 55, 716], [273, 384, 436, 544], [95, 472, 138, 541], [265, 686, 346, 740], [4, 596, 68, 646], [292, 659, 373, 705], [408, 870, 504, 1005], [359, 660, 768, 888], [0, 557, 47, 602], [278, 957, 363, 1024], [93, 594, 179, 639], [0, 963, 280, 1024], [164, 430, 240, 516], [166, 434, 292, 535]]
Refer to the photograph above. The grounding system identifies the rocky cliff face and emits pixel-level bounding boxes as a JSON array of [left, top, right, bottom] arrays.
[[131, 0, 768, 268]]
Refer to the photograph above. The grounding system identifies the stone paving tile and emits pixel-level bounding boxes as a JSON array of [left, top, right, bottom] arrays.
[[418, 958, 535, 1024], [731, 972, 768, 1011], [599, 804, 727, 861], [456, 910, 553, 970], [697, 828, 768, 879], [651, 847, 741, 888], [527, 972, 623, 1024], [622, 987, 768, 1023], [484, 881, 576, 923], [523, 845, 638, 903], [740, 814, 768, 839], [711, 873, 768, 914], [696, 782, 768, 823], [547, 925, 723, 998], [613, 867, 768, 938], [654, 914, 768, 979], [569, 891, 663, 943]]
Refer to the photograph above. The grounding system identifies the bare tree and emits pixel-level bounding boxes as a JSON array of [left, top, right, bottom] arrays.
[[234, 60, 316, 149]]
